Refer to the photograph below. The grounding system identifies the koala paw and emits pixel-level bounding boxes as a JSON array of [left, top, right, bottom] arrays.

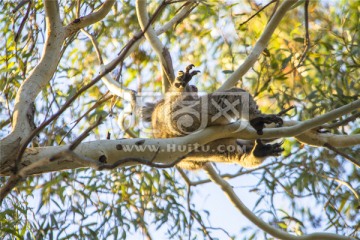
[[249, 114, 283, 135], [174, 64, 200, 88], [252, 139, 284, 158]]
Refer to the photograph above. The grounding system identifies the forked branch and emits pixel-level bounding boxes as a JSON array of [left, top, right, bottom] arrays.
[[203, 163, 355, 240]]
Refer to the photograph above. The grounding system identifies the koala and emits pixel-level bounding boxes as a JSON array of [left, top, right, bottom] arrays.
[[142, 64, 283, 170]]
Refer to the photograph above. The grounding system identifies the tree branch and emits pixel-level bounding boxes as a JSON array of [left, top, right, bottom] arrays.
[[239, 0, 277, 27], [1, 98, 358, 176], [44, 0, 62, 28], [324, 143, 360, 168], [321, 112, 360, 129], [0, 0, 198, 172], [253, 99, 360, 140], [10, 0, 193, 173], [0, 0, 65, 169], [64, 0, 115, 36], [219, 0, 298, 90], [203, 163, 355, 240], [135, 0, 175, 92]]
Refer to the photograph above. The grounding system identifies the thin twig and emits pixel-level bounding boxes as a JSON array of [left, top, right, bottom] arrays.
[[15, 0, 32, 42], [296, 0, 310, 67], [268, 0, 279, 22], [81, 29, 104, 64], [59, 95, 112, 145], [324, 185, 341, 210], [12, 0, 30, 13], [324, 143, 360, 168], [278, 105, 295, 116], [239, 0, 277, 27], [190, 161, 279, 186], [69, 116, 104, 150], [0, 175, 24, 204], [265, 168, 294, 198]]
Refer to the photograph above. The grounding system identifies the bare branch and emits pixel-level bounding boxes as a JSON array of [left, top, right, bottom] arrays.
[[239, 0, 277, 27], [203, 163, 355, 240], [69, 116, 104, 151], [219, 0, 299, 90], [98, 153, 188, 170], [0, 99, 357, 176], [297, 0, 310, 67], [324, 143, 360, 168], [317, 173, 360, 207], [0, 148, 188, 201], [256, 99, 360, 140], [321, 112, 360, 129], [294, 129, 360, 148], [14, 0, 32, 42], [135, 0, 175, 92], [0, 0, 65, 170], [12, 0, 30, 13], [0, 175, 24, 204], [81, 29, 104, 64], [44, 0, 62, 28], [64, 0, 115, 36]]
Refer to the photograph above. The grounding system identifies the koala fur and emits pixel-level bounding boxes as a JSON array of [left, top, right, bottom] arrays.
[[142, 65, 283, 170]]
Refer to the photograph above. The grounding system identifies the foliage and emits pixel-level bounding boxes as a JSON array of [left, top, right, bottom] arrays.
[[0, 0, 359, 239]]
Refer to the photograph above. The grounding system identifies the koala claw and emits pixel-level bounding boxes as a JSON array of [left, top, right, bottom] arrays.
[[250, 115, 283, 135], [253, 139, 284, 158], [186, 64, 195, 72], [174, 64, 200, 89]]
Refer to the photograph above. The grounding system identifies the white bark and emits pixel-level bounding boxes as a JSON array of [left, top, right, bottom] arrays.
[[135, 0, 175, 91], [0, 0, 65, 168], [219, 0, 299, 91], [0, 0, 116, 169], [64, 0, 115, 36], [2, 99, 359, 175]]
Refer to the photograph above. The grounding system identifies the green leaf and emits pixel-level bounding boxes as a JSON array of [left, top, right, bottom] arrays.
[[281, 54, 292, 70]]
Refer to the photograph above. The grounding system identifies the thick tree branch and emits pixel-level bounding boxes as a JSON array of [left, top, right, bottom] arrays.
[[321, 112, 360, 129], [135, 0, 175, 92], [1, 98, 359, 176], [43, 0, 62, 27], [219, 0, 298, 90], [0, 1, 197, 171], [64, 0, 115, 36], [0, 0, 65, 169], [294, 128, 360, 148], [203, 163, 355, 240], [4, 1, 194, 173], [252, 99, 360, 140]]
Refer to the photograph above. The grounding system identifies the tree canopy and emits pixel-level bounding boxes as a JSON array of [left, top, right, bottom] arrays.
[[0, 0, 359, 239]]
